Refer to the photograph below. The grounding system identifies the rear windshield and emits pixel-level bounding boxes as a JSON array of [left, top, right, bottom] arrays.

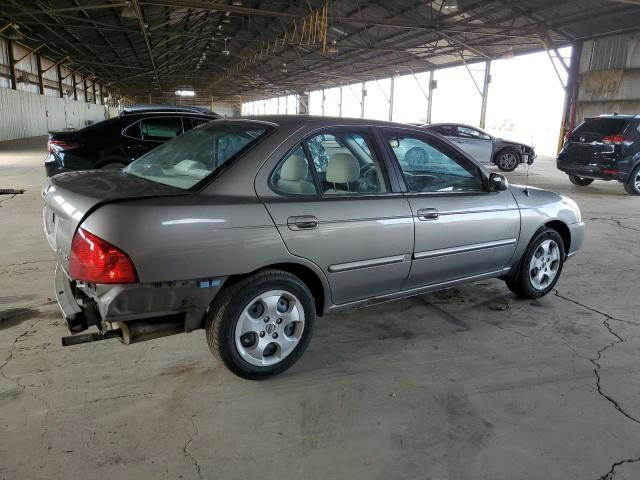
[[572, 118, 629, 137], [124, 121, 270, 190]]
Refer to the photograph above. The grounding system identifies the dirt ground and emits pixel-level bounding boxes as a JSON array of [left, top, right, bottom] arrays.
[[1, 136, 639, 480]]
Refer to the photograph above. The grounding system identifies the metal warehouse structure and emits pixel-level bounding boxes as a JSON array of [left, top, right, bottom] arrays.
[[1, 1, 640, 135]]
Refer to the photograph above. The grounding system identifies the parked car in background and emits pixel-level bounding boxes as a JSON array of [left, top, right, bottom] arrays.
[[44, 104, 220, 176], [557, 114, 640, 195], [422, 123, 536, 171], [43, 116, 583, 379]]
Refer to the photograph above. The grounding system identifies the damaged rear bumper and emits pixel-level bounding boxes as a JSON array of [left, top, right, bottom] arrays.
[[55, 264, 226, 344]]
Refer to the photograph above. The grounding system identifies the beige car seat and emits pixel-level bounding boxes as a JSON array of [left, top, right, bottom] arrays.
[[325, 153, 360, 194], [277, 153, 316, 194]]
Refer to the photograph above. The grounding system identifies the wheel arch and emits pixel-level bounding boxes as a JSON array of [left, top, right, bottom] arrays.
[[544, 220, 571, 254], [224, 262, 329, 316]]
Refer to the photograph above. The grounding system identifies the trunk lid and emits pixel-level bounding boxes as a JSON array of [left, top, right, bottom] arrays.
[[43, 170, 184, 271]]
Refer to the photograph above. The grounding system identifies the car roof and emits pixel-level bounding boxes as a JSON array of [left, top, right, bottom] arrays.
[[240, 114, 434, 129], [589, 114, 639, 120], [121, 104, 220, 116]]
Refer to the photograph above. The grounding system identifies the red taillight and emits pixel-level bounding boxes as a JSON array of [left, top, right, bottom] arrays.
[[602, 135, 628, 145], [69, 228, 137, 284], [48, 138, 79, 154]]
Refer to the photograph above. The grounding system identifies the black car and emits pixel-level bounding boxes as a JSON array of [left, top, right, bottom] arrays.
[[422, 123, 536, 171], [45, 105, 220, 176], [557, 114, 640, 195]]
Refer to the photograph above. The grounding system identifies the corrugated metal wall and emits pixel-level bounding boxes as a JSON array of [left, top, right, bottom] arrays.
[[0, 87, 109, 141], [576, 33, 640, 120]]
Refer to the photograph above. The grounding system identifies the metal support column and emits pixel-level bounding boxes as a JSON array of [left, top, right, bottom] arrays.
[[559, 41, 582, 151], [92, 82, 97, 104], [338, 87, 343, 117], [360, 82, 365, 118], [56, 63, 63, 98], [36, 53, 44, 95], [388, 76, 394, 121], [7, 39, 17, 90], [426, 70, 435, 124], [480, 60, 491, 129], [71, 73, 77, 101], [83, 78, 88, 102]]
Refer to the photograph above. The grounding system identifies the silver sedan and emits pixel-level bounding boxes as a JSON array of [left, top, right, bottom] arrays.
[[43, 115, 584, 379]]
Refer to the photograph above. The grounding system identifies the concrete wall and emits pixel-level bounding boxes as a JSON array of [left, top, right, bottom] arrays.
[[210, 101, 240, 117], [0, 87, 110, 141], [576, 33, 640, 121]]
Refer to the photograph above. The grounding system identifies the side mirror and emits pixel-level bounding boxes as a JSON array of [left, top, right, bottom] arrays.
[[489, 172, 508, 192]]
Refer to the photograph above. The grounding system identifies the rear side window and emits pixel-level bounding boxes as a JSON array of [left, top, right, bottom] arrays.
[[140, 117, 184, 141], [271, 146, 319, 195], [124, 122, 270, 190], [573, 118, 629, 137]]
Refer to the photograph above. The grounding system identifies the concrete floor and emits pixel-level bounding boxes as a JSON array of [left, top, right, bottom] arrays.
[[1, 136, 639, 480]]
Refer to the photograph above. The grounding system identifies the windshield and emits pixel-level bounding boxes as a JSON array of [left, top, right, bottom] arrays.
[[124, 121, 270, 189]]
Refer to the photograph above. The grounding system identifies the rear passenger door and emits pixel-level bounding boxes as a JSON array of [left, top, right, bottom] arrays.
[[381, 128, 520, 289], [259, 128, 414, 305]]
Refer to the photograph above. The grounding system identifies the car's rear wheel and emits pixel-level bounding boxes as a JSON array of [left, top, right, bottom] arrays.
[[623, 164, 640, 195], [568, 174, 594, 186], [496, 150, 520, 172], [205, 269, 316, 379], [505, 227, 565, 299]]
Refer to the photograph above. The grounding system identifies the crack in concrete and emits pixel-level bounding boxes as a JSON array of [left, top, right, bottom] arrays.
[[0, 259, 56, 268], [0, 194, 17, 206], [587, 216, 640, 233], [598, 456, 640, 480], [180, 408, 204, 480], [0, 318, 54, 413], [555, 291, 640, 425]]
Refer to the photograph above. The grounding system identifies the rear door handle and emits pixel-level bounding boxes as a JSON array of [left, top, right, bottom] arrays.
[[287, 215, 318, 230], [416, 208, 439, 221]]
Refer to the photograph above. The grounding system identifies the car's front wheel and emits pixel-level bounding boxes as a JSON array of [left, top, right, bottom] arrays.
[[496, 150, 520, 172], [205, 269, 316, 379], [568, 174, 594, 186], [623, 164, 640, 195], [505, 227, 565, 299]]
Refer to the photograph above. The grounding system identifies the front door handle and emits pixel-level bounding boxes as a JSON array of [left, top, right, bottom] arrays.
[[417, 208, 439, 221], [287, 215, 318, 230]]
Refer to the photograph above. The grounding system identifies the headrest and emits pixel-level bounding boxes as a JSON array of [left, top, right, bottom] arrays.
[[326, 153, 359, 183], [280, 153, 308, 181]]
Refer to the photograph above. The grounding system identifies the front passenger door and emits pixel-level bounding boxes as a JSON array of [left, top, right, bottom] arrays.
[[382, 129, 520, 289]]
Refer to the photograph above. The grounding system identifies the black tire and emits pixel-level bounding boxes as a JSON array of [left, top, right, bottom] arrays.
[[505, 227, 565, 299], [495, 150, 520, 172], [205, 269, 316, 380], [568, 174, 594, 187], [623, 164, 640, 195]]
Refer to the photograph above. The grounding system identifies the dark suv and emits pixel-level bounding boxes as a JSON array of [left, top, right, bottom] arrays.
[[45, 105, 220, 176], [557, 114, 640, 195]]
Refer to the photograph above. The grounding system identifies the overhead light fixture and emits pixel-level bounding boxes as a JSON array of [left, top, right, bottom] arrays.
[[443, 0, 458, 10], [221, 38, 230, 56], [231, 0, 242, 5], [175, 90, 195, 96]]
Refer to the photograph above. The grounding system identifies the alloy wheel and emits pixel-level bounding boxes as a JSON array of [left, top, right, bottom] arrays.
[[234, 290, 305, 367], [529, 239, 561, 291], [499, 153, 518, 170]]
